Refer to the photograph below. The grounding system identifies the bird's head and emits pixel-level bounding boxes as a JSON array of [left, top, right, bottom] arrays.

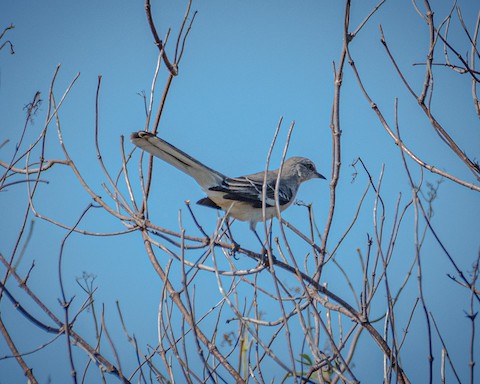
[[284, 157, 326, 182]]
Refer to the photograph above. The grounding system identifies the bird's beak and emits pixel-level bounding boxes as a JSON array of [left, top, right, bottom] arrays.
[[316, 172, 326, 180]]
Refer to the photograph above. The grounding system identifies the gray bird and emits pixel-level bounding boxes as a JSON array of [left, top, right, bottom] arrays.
[[131, 131, 325, 231]]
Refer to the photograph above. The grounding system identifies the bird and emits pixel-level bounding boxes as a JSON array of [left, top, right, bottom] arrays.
[[131, 131, 325, 235]]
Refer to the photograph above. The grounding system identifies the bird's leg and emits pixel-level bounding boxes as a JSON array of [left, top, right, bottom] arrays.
[[224, 219, 240, 258], [250, 223, 273, 266], [251, 227, 266, 252]]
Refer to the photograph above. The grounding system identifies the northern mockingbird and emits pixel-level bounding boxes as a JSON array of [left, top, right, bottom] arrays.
[[131, 131, 325, 231]]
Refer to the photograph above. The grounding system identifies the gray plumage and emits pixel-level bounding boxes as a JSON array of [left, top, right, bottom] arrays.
[[131, 131, 325, 229]]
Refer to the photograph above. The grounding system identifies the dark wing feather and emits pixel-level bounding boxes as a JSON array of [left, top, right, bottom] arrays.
[[209, 176, 293, 208], [197, 197, 222, 209]]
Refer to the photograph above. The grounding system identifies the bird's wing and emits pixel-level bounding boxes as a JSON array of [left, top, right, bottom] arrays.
[[209, 173, 293, 208], [131, 132, 226, 189]]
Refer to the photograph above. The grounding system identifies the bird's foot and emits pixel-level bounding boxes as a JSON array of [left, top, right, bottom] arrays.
[[258, 248, 276, 267], [229, 240, 240, 259]]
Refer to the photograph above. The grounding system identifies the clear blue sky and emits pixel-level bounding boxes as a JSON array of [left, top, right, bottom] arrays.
[[1, 1, 479, 382]]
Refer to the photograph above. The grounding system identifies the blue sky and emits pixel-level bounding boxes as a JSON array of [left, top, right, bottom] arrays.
[[1, 1, 479, 383]]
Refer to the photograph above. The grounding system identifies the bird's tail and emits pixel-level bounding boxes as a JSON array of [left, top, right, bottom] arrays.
[[131, 131, 225, 189]]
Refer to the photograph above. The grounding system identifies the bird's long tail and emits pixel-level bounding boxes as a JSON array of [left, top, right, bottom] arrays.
[[130, 131, 225, 189]]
